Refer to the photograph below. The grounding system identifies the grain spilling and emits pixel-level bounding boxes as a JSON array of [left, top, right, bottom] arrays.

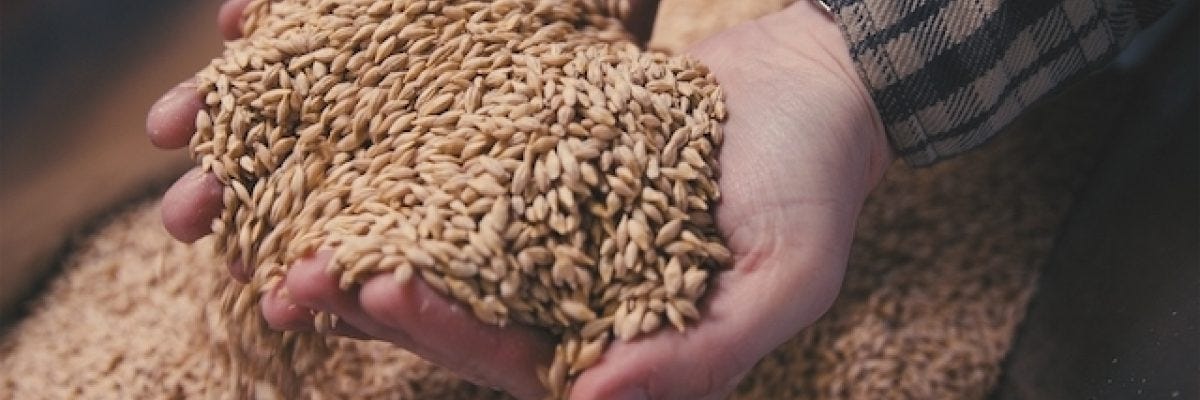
[[190, 0, 728, 397]]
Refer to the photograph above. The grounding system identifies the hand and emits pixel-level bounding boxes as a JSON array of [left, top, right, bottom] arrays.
[[571, 3, 893, 398], [146, 1, 892, 399]]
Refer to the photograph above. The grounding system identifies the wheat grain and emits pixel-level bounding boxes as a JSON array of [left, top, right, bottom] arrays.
[[192, 0, 728, 397]]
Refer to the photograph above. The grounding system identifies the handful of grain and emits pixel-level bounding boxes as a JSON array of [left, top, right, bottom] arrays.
[[192, 0, 728, 397]]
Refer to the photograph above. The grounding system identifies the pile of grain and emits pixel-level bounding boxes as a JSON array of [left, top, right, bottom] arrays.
[[190, 0, 728, 396]]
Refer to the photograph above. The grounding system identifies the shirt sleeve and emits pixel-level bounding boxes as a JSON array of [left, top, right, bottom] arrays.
[[822, 0, 1178, 165]]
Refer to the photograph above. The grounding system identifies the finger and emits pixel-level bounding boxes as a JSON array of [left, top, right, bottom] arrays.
[[358, 271, 555, 400], [286, 252, 520, 387], [146, 80, 202, 149], [161, 168, 224, 243], [261, 285, 315, 331], [284, 251, 407, 341], [219, 0, 255, 40], [261, 281, 378, 339]]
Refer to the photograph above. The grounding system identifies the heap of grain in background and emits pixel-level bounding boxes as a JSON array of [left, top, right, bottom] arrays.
[[191, 0, 727, 396]]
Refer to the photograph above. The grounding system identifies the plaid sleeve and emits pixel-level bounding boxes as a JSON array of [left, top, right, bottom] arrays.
[[823, 0, 1178, 165]]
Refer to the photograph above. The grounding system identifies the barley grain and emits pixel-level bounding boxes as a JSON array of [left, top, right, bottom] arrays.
[[192, 0, 727, 397]]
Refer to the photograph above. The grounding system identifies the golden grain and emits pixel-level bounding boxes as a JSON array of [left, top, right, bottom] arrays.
[[193, 0, 727, 397]]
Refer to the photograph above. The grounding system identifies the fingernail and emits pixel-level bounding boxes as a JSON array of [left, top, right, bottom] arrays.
[[611, 388, 649, 400], [151, 84, 194, 114]]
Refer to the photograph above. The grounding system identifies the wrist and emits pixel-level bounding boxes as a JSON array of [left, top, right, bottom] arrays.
[[767, 1, 894, 184], [688, 0, 893, 198]]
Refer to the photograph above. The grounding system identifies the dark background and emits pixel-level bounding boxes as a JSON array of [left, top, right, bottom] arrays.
[[1, 0, 223, 319]]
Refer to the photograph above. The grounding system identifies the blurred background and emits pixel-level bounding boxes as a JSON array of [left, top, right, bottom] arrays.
[[1, 0, 225, 317], [0, 0, 1196, 398]]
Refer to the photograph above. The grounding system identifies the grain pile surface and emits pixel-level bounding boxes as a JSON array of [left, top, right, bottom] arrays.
[[0, 203, 509, 399], [191, 0, 727, 396]]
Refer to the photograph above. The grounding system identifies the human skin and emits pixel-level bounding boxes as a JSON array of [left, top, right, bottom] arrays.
[[146, 0, 893, 398]]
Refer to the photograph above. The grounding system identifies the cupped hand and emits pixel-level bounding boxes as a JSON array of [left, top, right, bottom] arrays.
[[146, 1, 892, 399], [570, 3, 893, 398]]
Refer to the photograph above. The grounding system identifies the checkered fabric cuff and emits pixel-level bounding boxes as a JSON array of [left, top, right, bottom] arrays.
[[822, 0, 1176, 165]]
